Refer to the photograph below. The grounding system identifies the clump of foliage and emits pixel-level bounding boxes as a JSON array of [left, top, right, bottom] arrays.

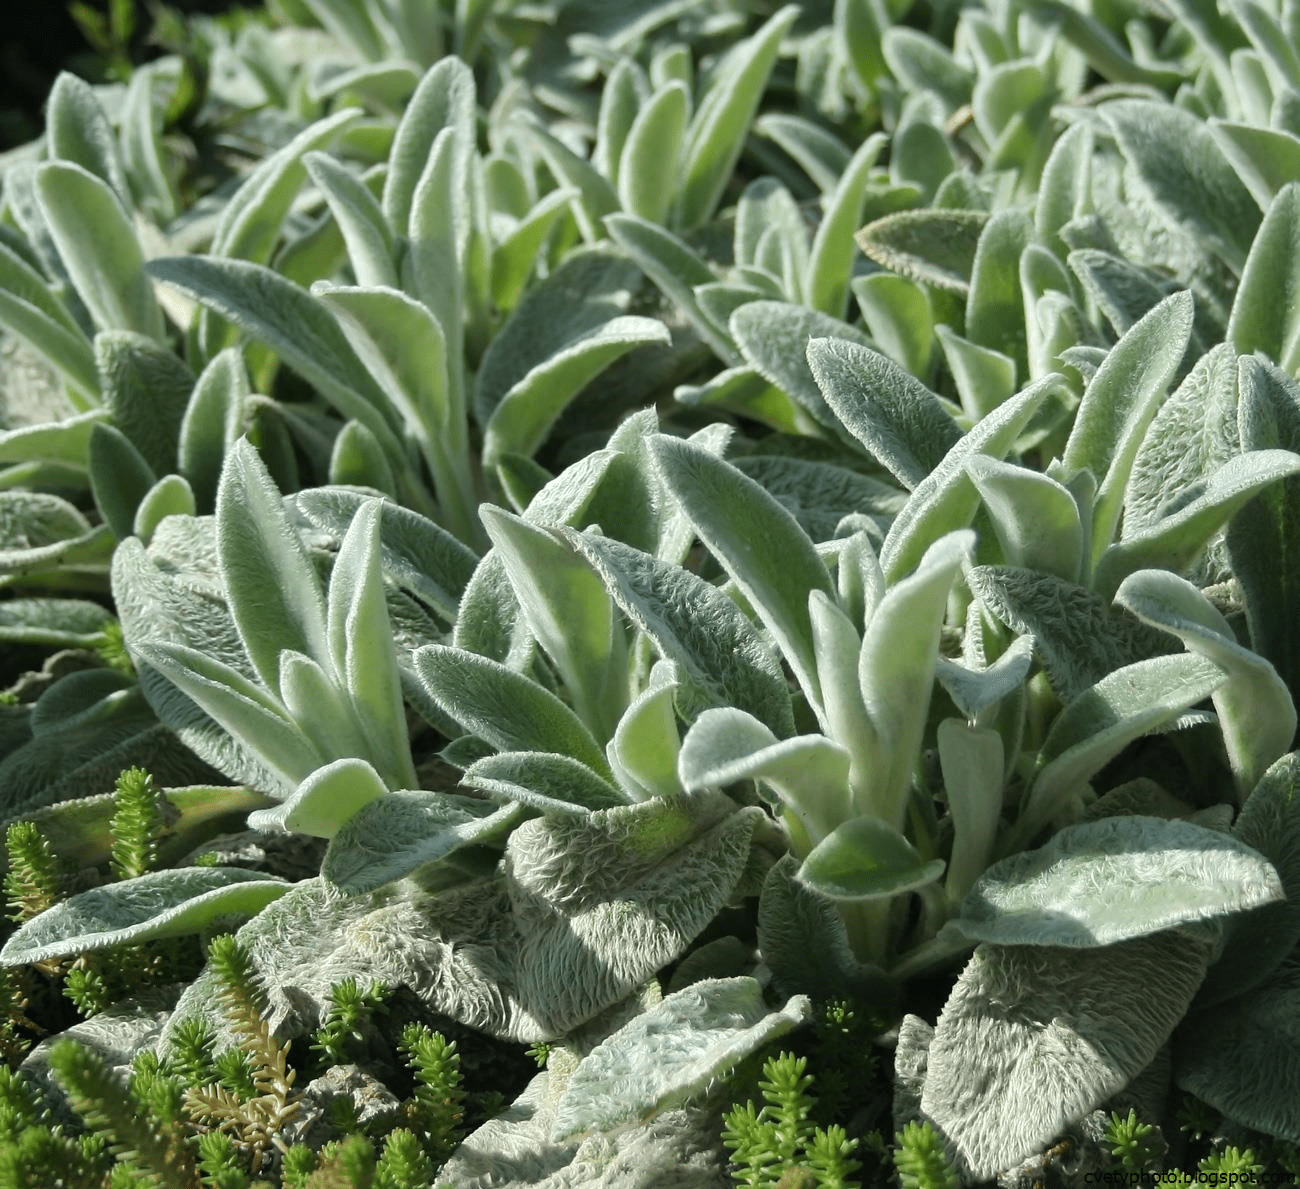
[[7, 0, 1300, 1184]]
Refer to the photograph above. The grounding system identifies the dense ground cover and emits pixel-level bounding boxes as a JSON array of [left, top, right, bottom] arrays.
[[2, 0, 1300, 1185]]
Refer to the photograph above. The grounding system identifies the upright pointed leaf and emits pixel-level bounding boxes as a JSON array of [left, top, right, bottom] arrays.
[[383, 57, 475, 233], [859, 532, 972, 829], [1062, 291, 1195, 562], [649, 434, 832, 710], [413, 644, 611, 779], [326, 499, 417, 789], [131, 641, 321, 787], [1228, 183, 1300, 373], [880, 377, 1058, 581], [96, 330, 194, 477], [216, 438, 330, 695], [36, 162, 163, 341], [677, 6, 800, 229], [481, 506, 625, 743], [618, 81, 689, 224], [563, 530, 795, 739], [304, 151, 397, 289], [806, 336, 961, 490], [147, 257, 399, 450], [45, 72, 128, 201], [179, 349, 247, 513]]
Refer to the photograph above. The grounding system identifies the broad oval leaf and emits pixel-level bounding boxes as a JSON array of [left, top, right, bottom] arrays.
[[322, 790, 523, 896], [462, 750, 629, 814], [550, 978, 810, 1142], [1018, 654, 1228, 842], [0, 867, 289, 967], [923, 930, 1215, 1181], [943, 815, 1282, 948], [965, 456, 1082, 581], [1103, 99, 1260, 271], [1175, 961, 1300, 1143], [797, 816, 944, 901], [248, 757, 389, 839]]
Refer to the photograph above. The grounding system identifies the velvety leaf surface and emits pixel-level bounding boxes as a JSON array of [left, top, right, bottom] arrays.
[[1226, 356, 1300, 707], [943, 816, 1282, 947], [1123, 343, 1240, 536], [550, 978, 810, 1141], [1176, 958, 1300, 1144], [649, 433, 831, 706], [216, 438, 330, 695], [248, 757, 388, 839], [413, 644, 611, 779], [1228, 183, 1300, 373], [295, 487, 477, 624], [322, 790, 523, 896], [563, 530, 794, 738], [167, 797, 758, 1046], [36, 162, 164, 340], [967, 566, 1175, 700], [0, 868, 288, 966], [1021, 655, 1228, 836], [1103, 99, 1260, 270], [1115, 569, 1297, 794], [503, 795, 762, 1035], [462, 751, 629, 814], [922, 930, 1215, 1180], [855, 208, 987, 294], [111, 520, 282, 792], [757, 854, 896, 1007], [799, 816, 945, 900], [1196, 753, 1300, 1007], [730, 302, 875, 436], [806, 336, 961, 490]]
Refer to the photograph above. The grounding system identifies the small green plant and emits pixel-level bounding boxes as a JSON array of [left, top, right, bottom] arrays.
[[310, 979, 388, 1069], [722, 1051, 865, 1188], [397, 1022, 465, 1166], [1106, 1108, 1164, 1174], [892, 1121, 959, 1189]]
